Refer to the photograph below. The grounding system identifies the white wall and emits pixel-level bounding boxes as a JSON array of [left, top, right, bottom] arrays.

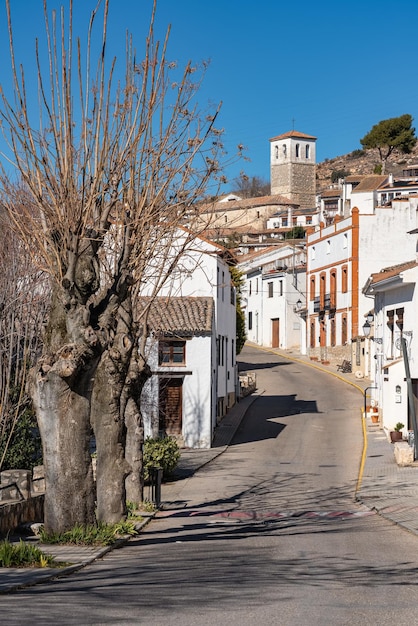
[[239, 245, 306, 350], [368, 265, 418, 436], [142, 335, 214, 448]]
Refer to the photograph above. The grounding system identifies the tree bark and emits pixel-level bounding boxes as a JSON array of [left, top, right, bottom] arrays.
[[31, 349, 97, 533]]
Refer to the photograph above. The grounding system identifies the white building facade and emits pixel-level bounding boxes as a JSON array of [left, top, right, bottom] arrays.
[[238, 244, 306, 352], [139, 233, 237, 448]]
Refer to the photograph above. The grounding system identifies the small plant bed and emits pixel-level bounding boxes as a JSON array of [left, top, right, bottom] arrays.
[[126, 500, 149, 519], [0, 539, 56, 568], [39, 521, 138, 547]]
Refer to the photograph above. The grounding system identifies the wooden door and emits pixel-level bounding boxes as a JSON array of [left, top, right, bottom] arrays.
[[272, 318, 280, 348], [159, 378, 183, 435]]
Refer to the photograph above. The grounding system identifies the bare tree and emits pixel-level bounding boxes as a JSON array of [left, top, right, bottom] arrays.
[[0, 210, 46, 472], [0, 0, 238, 532], [232, 171, 270, 198]]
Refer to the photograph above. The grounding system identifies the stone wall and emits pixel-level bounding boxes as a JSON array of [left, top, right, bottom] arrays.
[[0, 466, 45, 536], [0, 495, 44, 537]]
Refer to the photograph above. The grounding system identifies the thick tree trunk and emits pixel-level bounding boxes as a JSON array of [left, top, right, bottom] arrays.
[[31, 356, 96, 533], [124, 349, 151, 505], [91, 348, 131, 523], [91, 295, 136, 523], [125, 397, 144, 505]]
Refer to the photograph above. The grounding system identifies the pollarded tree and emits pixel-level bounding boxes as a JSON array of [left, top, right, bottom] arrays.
[[0, 0, 239, 532], [360, 114, 416, 174]]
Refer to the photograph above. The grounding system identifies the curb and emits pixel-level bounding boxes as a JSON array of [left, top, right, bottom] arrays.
[[0, 514, 156, 595]]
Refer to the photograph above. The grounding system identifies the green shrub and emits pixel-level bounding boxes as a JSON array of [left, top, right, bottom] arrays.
[[0, 539, 55, 568], [143, 436, 180, 481]]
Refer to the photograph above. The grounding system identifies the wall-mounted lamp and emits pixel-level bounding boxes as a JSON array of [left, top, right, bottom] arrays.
[[362, 319, 383, 344], [362, 320, 371, 337], [366, 311, 374, 324], [296, 298, 302, 310]]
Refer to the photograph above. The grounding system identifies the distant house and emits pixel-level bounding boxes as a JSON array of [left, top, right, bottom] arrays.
[[196, 128, 318, 245], [138, 232, 237, 448], [362, 259, 418, 438], [238, 244, 306, 352], [306, 196, 418, 369], [139, 296, 217, 449]]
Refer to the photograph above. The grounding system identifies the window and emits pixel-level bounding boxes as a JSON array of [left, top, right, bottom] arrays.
[[310, 276, 316, 301], [295, 143, 300, 158], [268, 282, 273, 298], [319, 272, 326, 310], [283, 144, 287, 158], [248, 312, 253, 330], [326, 240, 331, 254], [256, 278, 259, 294], [341, 314, 347, 345], [387, 310, 395, 358], [305, 144, 310, 159], [222, 271, 225, 301], [224, 215, 227, 223], [341, 265, 348, 293], [306, 216, 312, 224], [279, 280, 283, 296], [159, 340, 186, 366], [311, 246, 316, 260], [282, 218, 288, 227], [310, 320, 316, 348], [330, 318, 336, 347], [249, 280, 252, 296], [275, 145, 279, 159], [343, 233, 348, 249], [330, 269, 337, 309]]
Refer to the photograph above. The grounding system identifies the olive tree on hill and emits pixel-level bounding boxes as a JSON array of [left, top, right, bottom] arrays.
[[0, 0, 237, 532]]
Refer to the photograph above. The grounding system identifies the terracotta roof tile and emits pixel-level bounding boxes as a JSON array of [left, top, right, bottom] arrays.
[[200, 194, 297, 213], [269, 130, 317, 142], [369, 260, 418, 285], [137, 296, 214, 336], [321, 188, 341, 198], [351, 175, 388, 192]]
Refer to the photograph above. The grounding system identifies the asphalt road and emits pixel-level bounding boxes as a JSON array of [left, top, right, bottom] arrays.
[[3, 345, 418, 625]]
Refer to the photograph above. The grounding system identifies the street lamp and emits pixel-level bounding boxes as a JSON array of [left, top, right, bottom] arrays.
[[363, 320, 371, 337]]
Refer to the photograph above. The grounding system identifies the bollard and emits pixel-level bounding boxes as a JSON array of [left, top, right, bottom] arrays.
[[149, 467, 163, 508]]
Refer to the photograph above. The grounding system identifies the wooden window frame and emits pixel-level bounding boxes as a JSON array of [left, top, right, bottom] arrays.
[[159, 340, 186, 366]]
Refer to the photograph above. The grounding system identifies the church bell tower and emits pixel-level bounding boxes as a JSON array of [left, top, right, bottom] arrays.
[[270, 130, 317, 209]]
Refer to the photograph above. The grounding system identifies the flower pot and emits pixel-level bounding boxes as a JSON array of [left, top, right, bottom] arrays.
[[390, 430, 403, 443], [371, 414, 379, 424]]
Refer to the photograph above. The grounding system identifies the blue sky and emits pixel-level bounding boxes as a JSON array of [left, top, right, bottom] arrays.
[[1, 0, 418, 191]]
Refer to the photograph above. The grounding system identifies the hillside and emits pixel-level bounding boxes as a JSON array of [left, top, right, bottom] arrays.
[[316, 143, 418, 192]]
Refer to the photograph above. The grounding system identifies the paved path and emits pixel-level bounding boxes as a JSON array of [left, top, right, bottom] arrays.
[[1, 343, 418, 594]]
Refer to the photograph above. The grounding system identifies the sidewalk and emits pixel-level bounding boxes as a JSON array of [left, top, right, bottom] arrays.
[[2, 346, 418, 593]]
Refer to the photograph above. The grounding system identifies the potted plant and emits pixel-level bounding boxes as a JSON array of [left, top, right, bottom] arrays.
[[390, 422, 404, 443], [371, 409, 379, 424]]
